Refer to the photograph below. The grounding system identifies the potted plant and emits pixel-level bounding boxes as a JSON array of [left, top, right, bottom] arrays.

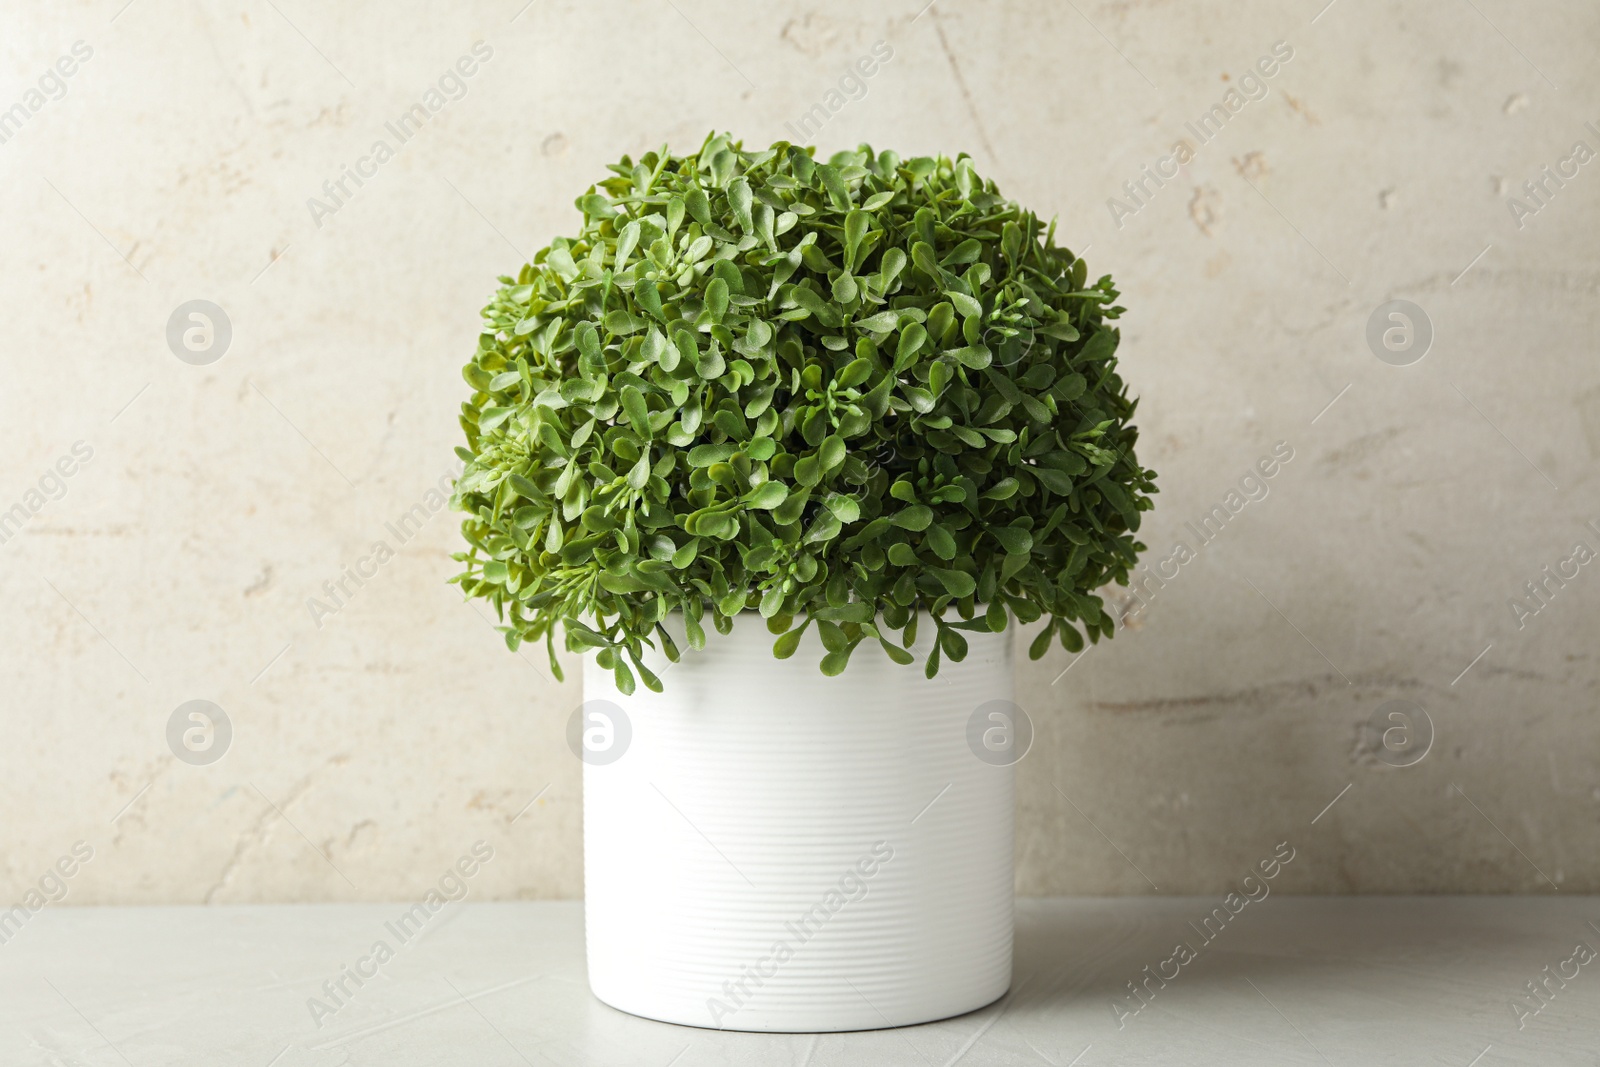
[[451, 133, 1156, 1031]]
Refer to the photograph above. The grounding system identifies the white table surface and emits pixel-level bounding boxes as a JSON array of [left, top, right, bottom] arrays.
[[1, 898, 1595, 1066]]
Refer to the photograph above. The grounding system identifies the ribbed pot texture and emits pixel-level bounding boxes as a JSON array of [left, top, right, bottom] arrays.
[[581, 615, 1015, 1032]]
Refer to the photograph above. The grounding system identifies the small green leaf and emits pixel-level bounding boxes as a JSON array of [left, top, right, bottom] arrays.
[[820, 642, 857, 676], [1032, 466, 1074, 494], [612, 659, 636, 695], [684, 611, 705, 650], [990, 526, 1033, 554], [478, 407, 514, 432], [945, 290, 983, 319], [705, 278, 729, 322], [924, 523, 956, 560], [912, 242, 942, 280], [643, 327, 669, 367], [823, 492, 860, 523], [635, 278, 664, 321], [697, 342, 726, 380], [577, 192, 617, 219], [938, 624, 968, 660], [818, 435, 845, 472], [817, 620, 848, 653], [683, 235, 713, 264], [671, 539, 700, 568], [688, 442, 736, 466], [685, 186, 712, 227], [895, 323, 927, 369], [773, 486, 809, 523], [745, 481, 789, 509], [949, 344, 992, 369], [1077, 328, 1118, 362], [1029, 621, 1055, 660], [891, 505, 933, 531], [942, 238, 982, 265], [546, 244, 579, 280], [604, 309, 648, 335], [813, 602, 873, 623], [773, 617, 812, 658], [854, 310, 900, 333], [1060, 623, 1085, 654], [929, 567, 976, 597], [672, 330, 698, 371], [981, 478, 1019, 501], [614, 220, 640, 269], [794, 455, 822, 486], [727, 177, 754, 231], [843, 209, 868, 270], [877, 637, 914, 665], [838, 358, 872, 389], [817, 164, 851, 209], [620, 386, 651, 439], [626, 450, 651, 489]]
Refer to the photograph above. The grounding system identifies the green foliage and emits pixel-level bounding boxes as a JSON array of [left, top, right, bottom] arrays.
[[450, 132, 1157, 692]]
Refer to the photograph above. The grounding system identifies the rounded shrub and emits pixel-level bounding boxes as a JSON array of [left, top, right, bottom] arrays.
[[451, 133, 1157, 692]]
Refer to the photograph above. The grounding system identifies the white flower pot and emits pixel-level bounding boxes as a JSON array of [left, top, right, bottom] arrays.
[[580, 614, 1017, 1032]]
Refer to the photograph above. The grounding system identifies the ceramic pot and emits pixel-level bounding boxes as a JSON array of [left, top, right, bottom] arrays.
[[580, 614, 1018, 1032]]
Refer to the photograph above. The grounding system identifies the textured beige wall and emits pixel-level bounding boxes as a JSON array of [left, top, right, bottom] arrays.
[[2, 0, 1597, 906]]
